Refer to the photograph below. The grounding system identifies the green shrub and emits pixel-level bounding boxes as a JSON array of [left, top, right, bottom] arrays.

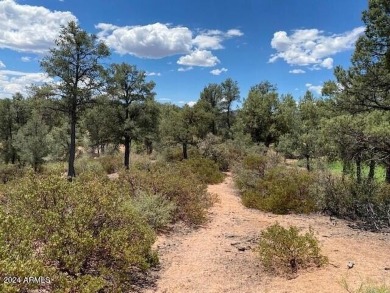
[[119, 161, 211, 225], [198, 134, 230, 171], [41, 161, 67, 175], [74, 156, 105, 176], [131, 190, 177, 230], [181, 157, 224, 184], [0, 174, 156, 292], [237, 164, 318, 214], [0, 164, 24, 184], [96, 155, 123, 174], [258, 223, 327, 274], [322, 176, 390, 230]]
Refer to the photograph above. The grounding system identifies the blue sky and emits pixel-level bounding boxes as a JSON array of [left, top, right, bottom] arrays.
[[0, 0, 367, 106]]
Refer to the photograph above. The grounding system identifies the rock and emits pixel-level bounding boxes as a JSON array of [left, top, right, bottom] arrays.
[[347, 261, 355, 269]]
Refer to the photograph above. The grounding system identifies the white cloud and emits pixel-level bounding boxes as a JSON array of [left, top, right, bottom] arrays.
[[96, 22, 193, 58], [177, 50, 220, 67], [191, 29, 243, 50], [289, 69, 306, 74], [269, 27, 365, 69], [146, 72, 161, 77], [210, 67, 228, 75], [96, 23, 243, 65], [0, 61, 5, 68], [21, 56, 32, 62], [192, 34, 224, 50], [186, 101, 196, 107], [0, 69, 53, 98], [320, 57, 334, 69], [227, 29, 244, 37], [305, 83, 323, 95], [0, 0, 77, 53], [178, 66, 193, 72]]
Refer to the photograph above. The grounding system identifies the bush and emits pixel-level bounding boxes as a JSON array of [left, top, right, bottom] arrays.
[[322, 176, 390, 230], [198, 134, 230, 171], [181, 157, 224, 184], [0, 164, 24, 184], [96, 155, 123, 174], [258, 223, 327, 274], [74, 155, 105, 176], [235, 153, 319, 214], [131, 190, 177, 231], [119, 161, 211, 225], [0, 173, 156, 292]]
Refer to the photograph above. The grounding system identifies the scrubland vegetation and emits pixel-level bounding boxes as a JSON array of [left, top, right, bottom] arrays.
[[0, 0, 389, 291]]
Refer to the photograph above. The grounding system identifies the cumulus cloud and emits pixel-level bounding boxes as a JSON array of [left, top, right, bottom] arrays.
[[96, 22, 243, 66], [192, 34, 224, 50], [0, 0, 77, 53], [192, 28, 243, 50], [289, 69, 306, 74], [0, 69, 53, 98], [210, 67, 228, 75], [0, 61, 5, 68], [177, 50, 220, 67], [96, 22, 193, 58], [269, 27, 365, 69], [305, 83, 323, 95]]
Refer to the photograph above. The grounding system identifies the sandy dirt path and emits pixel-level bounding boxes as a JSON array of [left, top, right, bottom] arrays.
[[144, 173, 390, 293]]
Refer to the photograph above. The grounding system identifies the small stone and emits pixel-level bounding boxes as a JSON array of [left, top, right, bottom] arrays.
[[347, 261, 355, 269]]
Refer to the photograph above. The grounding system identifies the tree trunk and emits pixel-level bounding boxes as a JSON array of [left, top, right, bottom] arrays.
[[182, 143, 188, 160], [386, 163, 390, 184], [306, 155, 311, 172], [145, 140, 153, 155], [124, 135, 131, 169], [368, 160, 376, 180], [67, 108, 77, 181], [226, 108, 231, 130], [356, 157, 362, 184]]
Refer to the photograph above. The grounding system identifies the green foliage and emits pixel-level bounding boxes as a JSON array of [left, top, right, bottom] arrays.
[[244, 167, 317, 214], [119, 161, 211, 225], [41, 21, 110, 178], [322, 176, 390, 230], [74, 156, 106, 176], [131, 190, 177, 230], [96, 155, 123, 174], [258, 223, 327, 274], [14, 111, 49, 172], [0, 173, 156, 292], [181, 157, 224, 184], [0, 164, 24, 184], [238, 82, 279, 146], [198, 133, 230, 171], [235, 153, 318, 214]]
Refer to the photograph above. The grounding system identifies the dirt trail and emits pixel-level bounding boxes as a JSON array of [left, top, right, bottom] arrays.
[[144, 173, 390, 293]]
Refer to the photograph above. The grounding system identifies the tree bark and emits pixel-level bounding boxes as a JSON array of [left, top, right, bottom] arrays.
[[182, 143, 188, 160], [67, 107, 77, 181], [386, 163, 390, 184], [305, 155, 311, 172], [124, 135, 131, 169], [368, 160, 376, 180]]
